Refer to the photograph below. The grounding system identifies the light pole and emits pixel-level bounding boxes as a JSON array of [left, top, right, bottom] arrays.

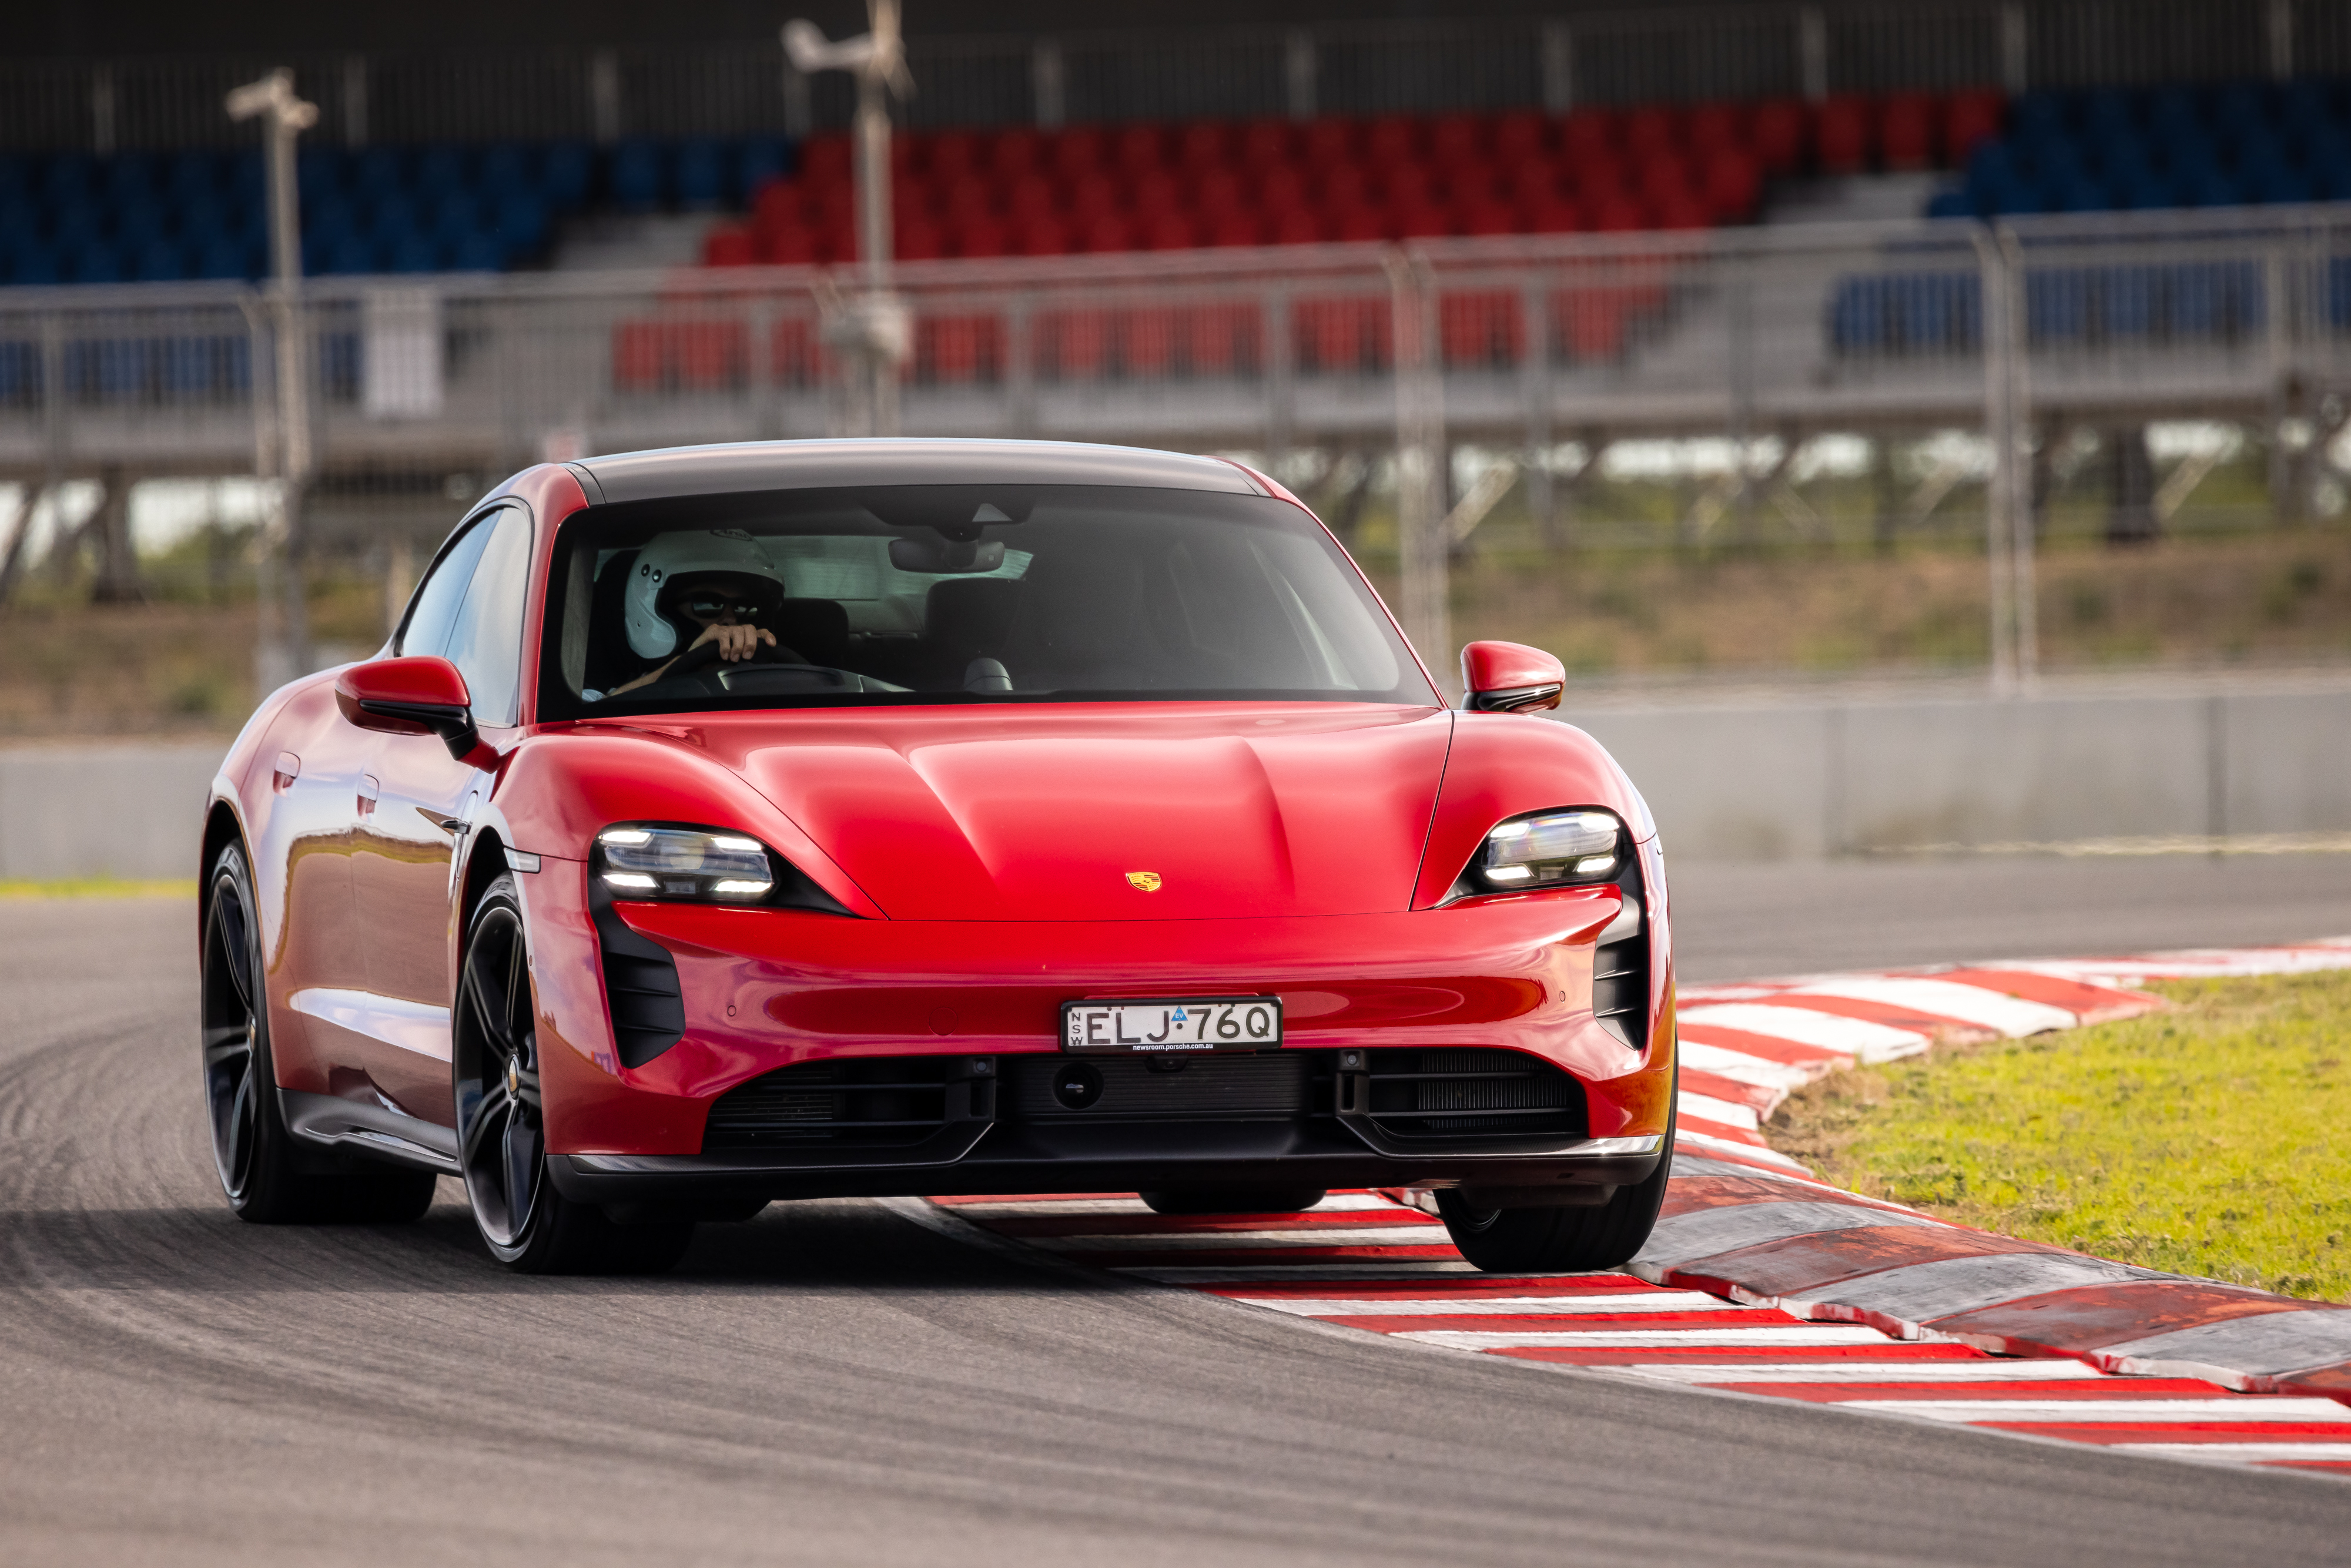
[[785, 0, 913, 436], [227, 68, 317, 689]]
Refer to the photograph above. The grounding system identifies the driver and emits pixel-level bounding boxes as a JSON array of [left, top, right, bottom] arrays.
[[605, 529, 798, 697]]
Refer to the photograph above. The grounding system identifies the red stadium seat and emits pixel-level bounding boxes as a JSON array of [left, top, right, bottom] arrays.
[[1520, 193, 1580, 234], [1267, 206, 1328, 244], [1120, 308, 1177, 375], [1012, 215, 1070, 256], [1685, 102, 1747, 158], [1328, 204, 1385, 243], [1699, 148, 1762, 222], [1441, 291, 1521, 367], [1114, 123, 1168, 175], [1177, 120, 1236, 171], [1492, 110, 1548, 160], [1051, 126, 1107, 179], [1187, 303, 1262, 374], [929, 131, 980, 182], [1585, 192, 1646, 233], [1041, 310, 1110, 377], [1429, 115, 1488, 164], [1205, 209, 1264, 247], [756, 225, 819, 265], [1363, 115, 1424, 166], [1814, 96, 1875, 173], [1457, 195, 1519, 236], [917, 314, 1003, 383], [896, 219, 945, 262], [673, 321, 747, 390], [1944, 89, 2005, 162], [1140, 210, 1199, 250], [1623, 105, 1684, 160], [952, 215, 1009, 259], [1239, 118, 1298, 167], [1749, 98, 1809, 174], [991, 128, 1044, 179], [1385, 160, 1435, 209], [1294, 296, 1391, 374], [702, 224, 755, 266], [612, 322, 665, 390], [1300, 118, 1358, 169], [1007, 173, 1059, 222], [1254, 163, 1307, 211], [1559, 108, 1619, 163], [1878, 93, 1937, 170], [801, 135, 852, 182], [1391, 203, 1452, 240], [1076, 210, 1137, 253]]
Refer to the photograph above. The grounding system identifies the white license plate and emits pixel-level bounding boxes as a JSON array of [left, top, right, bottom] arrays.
[[1061, 997, 1284, 1053]]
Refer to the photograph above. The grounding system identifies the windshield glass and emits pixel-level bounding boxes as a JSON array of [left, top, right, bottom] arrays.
[[537, 484, 1436, 715]]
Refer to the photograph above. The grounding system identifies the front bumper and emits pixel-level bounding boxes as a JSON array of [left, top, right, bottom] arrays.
[[517, 857, 1676, 1193]]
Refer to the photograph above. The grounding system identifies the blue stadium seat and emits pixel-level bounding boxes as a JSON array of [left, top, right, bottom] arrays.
[[2172, 260, 2263, 337], [608, 139, 669, 212], [70, 337, 152, 398], [739, 136, 791, 197], [1826, 277, 1887, 354], [0, 341, 41, 403], [40, 152, 96, 207], [193, 233, 256, 280], [674, 138, 728, 209], [68, 244, 126, 285], [352, 146, 411, 199], [2025, 269, 2092, 342], [449, 230, 505, 271], [387, 230, 444, 273], [414, 145, 473, 197], [132, 238, 189, 282], [542, 142, 595, 210]]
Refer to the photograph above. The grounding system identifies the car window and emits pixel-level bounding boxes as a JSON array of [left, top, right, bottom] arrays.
[[538, 484, 1435, 715], [397, 511, 497, 660], [443, 505, 534, 727]]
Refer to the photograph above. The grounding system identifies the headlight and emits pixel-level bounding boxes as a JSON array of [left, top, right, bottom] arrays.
[[1461, 809, 1624, 896], [595, 825, 776, 902]]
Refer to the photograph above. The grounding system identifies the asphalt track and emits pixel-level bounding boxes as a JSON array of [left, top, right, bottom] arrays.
[[6, 856, 2351, 1566]]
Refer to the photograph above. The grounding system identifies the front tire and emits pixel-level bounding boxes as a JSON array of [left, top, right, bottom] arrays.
[[1436, 1098, 1676, 1274], [454, 874, 693, 1275], [202, 842, 436, 1224]]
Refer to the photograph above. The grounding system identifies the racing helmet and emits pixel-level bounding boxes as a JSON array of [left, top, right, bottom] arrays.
[[621, 529, 789, 660]]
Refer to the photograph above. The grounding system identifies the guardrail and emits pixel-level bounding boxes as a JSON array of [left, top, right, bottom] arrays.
[[3, 1, 2333, 154]]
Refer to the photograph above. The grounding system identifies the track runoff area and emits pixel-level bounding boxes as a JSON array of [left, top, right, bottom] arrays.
[[932, 940, 2351, 1480]]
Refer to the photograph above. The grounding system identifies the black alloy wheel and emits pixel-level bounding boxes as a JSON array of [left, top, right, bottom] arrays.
[[201, 842, 435, 1224], [1435, 1078, 1677, 1274], [1139, 1186, 1328, 1215], [454, 873, 693, 1275]]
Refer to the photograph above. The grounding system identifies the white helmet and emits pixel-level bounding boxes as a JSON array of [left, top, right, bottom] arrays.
[[622, 529, 787, 660]]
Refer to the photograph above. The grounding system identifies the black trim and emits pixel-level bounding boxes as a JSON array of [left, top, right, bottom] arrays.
[[357, 697, 480, 761], [1464, 682, 1564, 713], [588, 876, 688, 1069], [1593, 850, 1653, 1053], [1335, 1047, 1589, 1148], [281, 1090, 462, 1175]]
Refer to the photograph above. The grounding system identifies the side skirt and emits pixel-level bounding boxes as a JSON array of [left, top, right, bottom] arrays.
[[282, 1089, 463, 1177]]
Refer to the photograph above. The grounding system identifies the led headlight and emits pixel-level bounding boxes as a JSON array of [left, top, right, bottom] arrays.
[[1462, 809, 1624, 896], [595, 825, 776, 903]]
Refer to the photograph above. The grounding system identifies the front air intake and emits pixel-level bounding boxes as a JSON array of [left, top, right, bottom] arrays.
[[705, 1056, 974, 1149], [1342, 1047, 1587, 1143]]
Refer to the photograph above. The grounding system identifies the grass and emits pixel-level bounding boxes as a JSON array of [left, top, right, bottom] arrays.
[[0, 877, 196, 899], [1769, 970, 2351, 1302]]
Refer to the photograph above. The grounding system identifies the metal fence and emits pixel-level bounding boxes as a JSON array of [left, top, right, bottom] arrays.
[[9, 1, 2348, 155], [8, 203, 2351, 678]]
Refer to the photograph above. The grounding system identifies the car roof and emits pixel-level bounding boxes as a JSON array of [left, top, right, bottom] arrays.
[[567, 438, 1264, 506]]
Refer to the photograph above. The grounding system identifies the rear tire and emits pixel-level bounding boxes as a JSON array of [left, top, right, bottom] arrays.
[[454, 874, 694, 1275], [202, 842, 437, 1225], [1139, 1185, 1328, 1216], [1436, 1097, 1676, 1274]]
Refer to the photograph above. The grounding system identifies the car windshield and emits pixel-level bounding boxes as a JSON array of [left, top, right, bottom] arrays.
[[537, 483, 1436, 715]]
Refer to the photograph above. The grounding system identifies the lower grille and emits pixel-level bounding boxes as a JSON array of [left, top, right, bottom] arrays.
[[705, 1057, 960, 1149], [1006, 1051, 1308, 1122], [1356, 1047, 1586, 1141]]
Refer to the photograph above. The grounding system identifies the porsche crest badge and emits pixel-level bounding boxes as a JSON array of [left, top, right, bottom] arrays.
[[1124, 871, 1163, 892]]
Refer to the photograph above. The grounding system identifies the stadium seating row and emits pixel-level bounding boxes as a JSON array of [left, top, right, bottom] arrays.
[[1930, 77, 2351, 216], [706, 93, 2004, 266], [1827, 258, 2277, 353]]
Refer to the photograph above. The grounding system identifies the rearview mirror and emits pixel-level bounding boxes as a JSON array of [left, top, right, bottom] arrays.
[[890, 535, 1006, 574], [1459, 641, 1566, 713], [335, 656, 480, 760]]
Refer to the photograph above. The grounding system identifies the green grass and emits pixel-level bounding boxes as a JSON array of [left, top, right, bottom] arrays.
[[1769, 970, 2351, 1302], [0, 877, 196, 899]]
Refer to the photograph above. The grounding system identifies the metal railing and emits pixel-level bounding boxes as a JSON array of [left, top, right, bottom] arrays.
[[8, 1, 2346, 155], [6, 204, 2351, 684]]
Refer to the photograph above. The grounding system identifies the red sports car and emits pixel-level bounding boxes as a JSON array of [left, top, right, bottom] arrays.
[[198, 440, 1676, 1274]]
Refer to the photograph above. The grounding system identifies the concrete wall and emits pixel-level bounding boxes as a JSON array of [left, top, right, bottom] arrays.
[[1576, 685, 2351, 861], [4, 684, 2350, 877], [0, 743, 226, 880]]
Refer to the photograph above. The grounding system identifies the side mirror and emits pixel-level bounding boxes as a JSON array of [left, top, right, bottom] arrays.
[[335, 656, 480, 761], [1459, 641, 1566, 713]]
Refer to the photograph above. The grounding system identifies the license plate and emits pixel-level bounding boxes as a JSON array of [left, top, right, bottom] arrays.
[[1061, 996, 1284, 1053]]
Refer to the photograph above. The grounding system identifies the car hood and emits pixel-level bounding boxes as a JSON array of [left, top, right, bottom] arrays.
[[713, 703, 1454, 920]]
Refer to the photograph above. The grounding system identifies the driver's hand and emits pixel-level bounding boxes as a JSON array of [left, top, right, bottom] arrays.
[[691, 623, 776, 663]]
